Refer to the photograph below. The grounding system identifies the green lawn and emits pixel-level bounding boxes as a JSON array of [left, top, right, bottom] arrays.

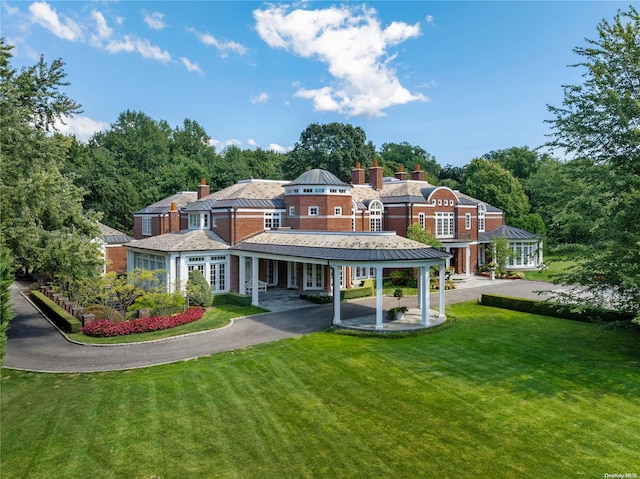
[[523, 255, 578, 282], [2, 302, 639, 478], [66, 305, 267, 344]]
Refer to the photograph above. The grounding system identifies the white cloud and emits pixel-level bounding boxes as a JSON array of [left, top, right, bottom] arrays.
[[267, 143, 292, 153], [254, 4, 426, 118], [4, 3, 19, 16], [210, 138, 243, 150], [187, 27, 247, 57], [29, 1, 81, 41], [180, 56, 202, 73], [425, 15, 435, 25], [143, 11, 166, 30], [106, 35, 171, 62], [91, 10, 112, 40], [248, 139, 258, 147], [251, 92, 269, 104], [54, 115, 108, 141]]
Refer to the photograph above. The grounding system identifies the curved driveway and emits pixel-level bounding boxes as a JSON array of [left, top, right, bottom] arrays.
[[4, 279, 553, 373]]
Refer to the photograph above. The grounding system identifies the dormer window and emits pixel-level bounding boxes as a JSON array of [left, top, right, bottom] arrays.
[[189, 213, 209, 230], [369, 200, 383, 232], [478, 204, 486, 232], [264, 212, 281, 229]]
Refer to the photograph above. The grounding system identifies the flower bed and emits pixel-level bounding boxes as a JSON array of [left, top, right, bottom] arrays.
[[81, 307, 205, 337]]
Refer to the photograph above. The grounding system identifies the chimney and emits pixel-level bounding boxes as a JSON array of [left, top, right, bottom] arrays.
[[394, 165, 407, 181], [168, 202, 180, 232], [411, 164, 425, 181], [197, 178, 210, 199], [351, 162, 365, 185], [369, 159, 383, 190]]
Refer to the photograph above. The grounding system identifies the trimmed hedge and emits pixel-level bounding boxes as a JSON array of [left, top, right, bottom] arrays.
[[340, 284, 373, 300], [480, 294, 634, 324], [29, 290, 81, 333], [211, 293, 252, 307]]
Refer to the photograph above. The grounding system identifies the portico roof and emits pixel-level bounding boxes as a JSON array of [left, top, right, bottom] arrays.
[[231, 230, 451, 262], [128, 229, 229, 253]]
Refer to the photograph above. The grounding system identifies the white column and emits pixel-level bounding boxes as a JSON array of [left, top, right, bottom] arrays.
[[416, 272, 422, 309], [438, 262, 446, 319], [538, 241, 544, 267], [421, 265, 430, 326], [251, 256, 259, 306], [238, 255, 246, 294], [332, 266, 341, 325], [375, 266, 383, 330], [466, 245, 471, 277], [445, 247, 451, 268]]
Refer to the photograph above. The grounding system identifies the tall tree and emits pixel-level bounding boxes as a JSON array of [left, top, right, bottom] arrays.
[[283, 123, 377, 182], [459, 158, 544, 233], [0, 39, 102, 284], [379, 142, 440, 183], [545, 6, 640, 322], [481, 146, 546, 181]]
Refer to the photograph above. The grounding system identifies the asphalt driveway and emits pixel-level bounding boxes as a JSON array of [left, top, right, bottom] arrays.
[[4, 278, 554, 373]]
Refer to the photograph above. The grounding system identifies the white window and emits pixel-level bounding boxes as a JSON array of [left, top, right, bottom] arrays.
[[438, 199, 442, 206], [305, 263, 324, 290], [264, 212, 281, 229], [309, 206, 319, 216], [419, 212, 425, 229], [189, 213, 209, 230], [478, 204, 486, 232], [289, 206, 295, 216], [334, 206, 342, 216], [142, 217, 151, 236], [314, 188, 324, 193], [303, 188, 313, 193], [353, 266, 375, 280], [444, 200, 449, 206], [211, 217, 217, 228], [369, 200, 383, 232], [435, 212, 455, 238], [465, 213, 472, 230], [508, 242, 537, 268]]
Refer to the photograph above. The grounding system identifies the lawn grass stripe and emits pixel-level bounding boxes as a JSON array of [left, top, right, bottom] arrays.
[[2, 302, 639, 478]]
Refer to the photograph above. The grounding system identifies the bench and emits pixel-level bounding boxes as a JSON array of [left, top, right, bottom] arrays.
[[245, 280, 267, 294]]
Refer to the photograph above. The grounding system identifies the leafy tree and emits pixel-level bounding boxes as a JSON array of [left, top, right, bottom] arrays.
[[0, 39, 102, 284], [438, 163, 466, 187], [186, 270, 212, 307], [407, 223, 442, 249], [0, 243, 14, 365], [545, 6, 640, 321], [481, 146, 546, 181], [283, 123, 377, 182], [490, 236, 512, 275], [459, 159, 533, 227], [379, 142, 440, 183]]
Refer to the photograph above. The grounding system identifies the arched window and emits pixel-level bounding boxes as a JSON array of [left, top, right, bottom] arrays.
[[478, 204, 486, 232], [369, 200, 383, 232]]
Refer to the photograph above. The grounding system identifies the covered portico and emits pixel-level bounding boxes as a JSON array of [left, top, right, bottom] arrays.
[[232, 230, 452, 330]]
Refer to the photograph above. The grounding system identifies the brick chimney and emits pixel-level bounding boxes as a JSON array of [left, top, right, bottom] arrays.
[[411, 164, 425, 181], [369, 159, 383, 190], [351, 162, 365, 185], [168, 202, 180, 232], [394, 165, 407, 181], [197, 178, 210, 199]]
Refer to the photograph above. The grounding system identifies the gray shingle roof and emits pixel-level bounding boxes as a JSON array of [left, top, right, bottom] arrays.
[[479, 224, 540, 242], [288, 169, 348, 186], [184, 180, 287, 211], [232, 231, 451, 262], [135, 192, 197, 214], [98, 223, 133, 244], [128, 229, 229, 252]]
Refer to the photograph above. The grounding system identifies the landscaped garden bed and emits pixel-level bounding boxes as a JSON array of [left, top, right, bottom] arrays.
[[81, 307, 204, 337]]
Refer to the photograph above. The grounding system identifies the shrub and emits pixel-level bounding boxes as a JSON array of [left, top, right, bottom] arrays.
[[29, 290, 81, 333], [83, 305, 124, 321], [480, 294, 635, 325], [340, 284, 373, 300], [81, 307, 204, 337], [130, 292, 185, 317], [300, 294, 333, 304], [390, 271, 408, 286], [186, 270, 212, 307]]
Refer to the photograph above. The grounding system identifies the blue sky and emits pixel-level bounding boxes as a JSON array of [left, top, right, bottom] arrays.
[[2, 1, 632, 166]]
